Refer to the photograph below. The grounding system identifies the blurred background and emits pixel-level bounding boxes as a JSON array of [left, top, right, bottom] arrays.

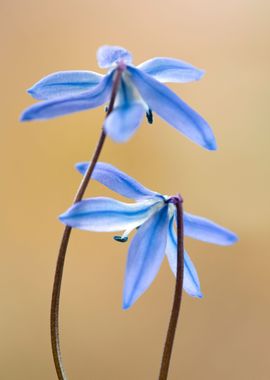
[[1, 0, 270, 379]]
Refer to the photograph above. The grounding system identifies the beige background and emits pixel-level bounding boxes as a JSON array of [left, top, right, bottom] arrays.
[[1, 0, 270, 379]]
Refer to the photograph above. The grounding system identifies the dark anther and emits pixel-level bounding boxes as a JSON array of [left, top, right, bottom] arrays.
[[104, 105, 109, 113], [113, 235, 128, 243], [146, 109, 153, 124]]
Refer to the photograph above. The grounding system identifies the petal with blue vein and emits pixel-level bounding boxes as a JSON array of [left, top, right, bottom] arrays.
[[76, 162, 161, 200], [104, 76, 145, 142], [104, 103, 145, 142], [28, 71, 104, 100], [166, 216, 202, 298], [97, 45, 132, 68], [184, 212, 238, 246], [137, 57, 204, 83], [127, 66, 217, 150], [123, 206, 169, 309], [59, 197, 161, 232], [20, 72, 113, 121]]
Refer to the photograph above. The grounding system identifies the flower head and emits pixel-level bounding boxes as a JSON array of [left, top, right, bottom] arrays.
[[21, 45, 216, 150], [59, 162, 238, 309]]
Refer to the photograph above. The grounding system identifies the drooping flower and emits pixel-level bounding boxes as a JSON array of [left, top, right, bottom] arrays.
[[59, 162, 238, 309], [21, 45, 217, 150]]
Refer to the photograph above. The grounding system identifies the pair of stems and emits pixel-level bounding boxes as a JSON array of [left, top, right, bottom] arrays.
[[50, 66, 184, 380]]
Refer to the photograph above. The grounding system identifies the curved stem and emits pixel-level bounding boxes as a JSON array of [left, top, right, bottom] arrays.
[[50, 66, 124, 380], [158, 195, 184, 380], [50, 131, 106, 380]]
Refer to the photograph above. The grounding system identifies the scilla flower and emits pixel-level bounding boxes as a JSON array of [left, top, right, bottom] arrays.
[[59, 162, 237, 309], [21, 45, 216, 150]]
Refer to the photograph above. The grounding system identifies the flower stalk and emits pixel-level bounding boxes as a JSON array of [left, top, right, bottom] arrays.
[[50, 65, 124, 380], [159, 195, 184, 380]]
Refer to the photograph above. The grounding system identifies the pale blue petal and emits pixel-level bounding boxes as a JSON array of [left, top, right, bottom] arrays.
[[127, 66, 217, 150], [137, 57, 204, 83], [20, 72, 113, 121], [123, 206, 169, 309], [183, 251, 203, 298], [104, 103, 144, 142], [28, 71, 104, 100], [114, 76, 139, 106], [104, 77, 145, 142], [166, 217, 202, 298], [97, 45, 132, 68], [59, 197, 161, 232], [184, 212, 238, 246], [75, 162, 162, 200]]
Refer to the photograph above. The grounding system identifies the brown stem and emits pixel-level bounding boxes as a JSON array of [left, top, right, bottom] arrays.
[[158, 195, 184, 380], [50, 65, 124, 380]]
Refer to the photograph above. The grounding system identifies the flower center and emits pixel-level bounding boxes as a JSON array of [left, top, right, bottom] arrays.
[[166, 194, 183, 205]]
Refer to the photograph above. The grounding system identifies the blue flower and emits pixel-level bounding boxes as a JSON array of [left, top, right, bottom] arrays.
[[21, 45, 217, 150], [59, 162, 238, 309]]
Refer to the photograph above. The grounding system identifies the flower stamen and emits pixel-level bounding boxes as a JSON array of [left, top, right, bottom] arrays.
[[146, 109, 153, 124], [114, 235, 128, 243]]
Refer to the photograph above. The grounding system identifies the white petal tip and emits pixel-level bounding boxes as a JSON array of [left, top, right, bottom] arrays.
[[105, 126, 131, 143], [186, 290, 203, 298]]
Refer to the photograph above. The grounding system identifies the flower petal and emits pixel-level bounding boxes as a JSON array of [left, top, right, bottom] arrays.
[[137, 57, 204, 83], [123, 206, 169, 309], [127, 66, 217, 150], [97, 45, 132, 68], [59, 197, 161, 232], [166, 217, 202, 298], [184, 212, 238, 246], [20, 72, 113, 121], [28, 71, 104, 100], [75, 162, 162, 200], [104, 103, 145, 142], [104, 76, 145, 142]]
